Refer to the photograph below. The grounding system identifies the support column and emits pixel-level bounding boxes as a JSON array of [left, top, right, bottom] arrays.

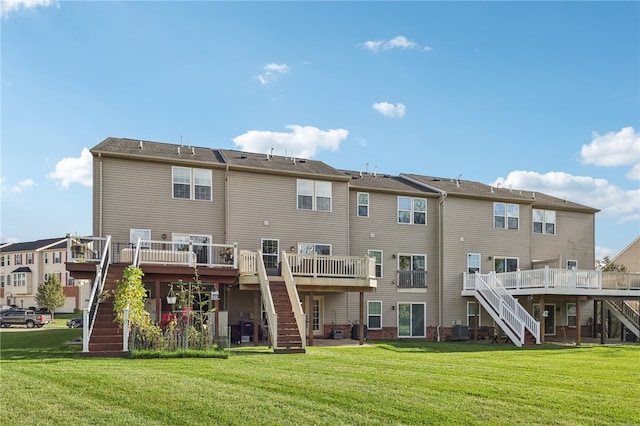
[[155, 279, 161, 324], [359, 292, 364, 346], [575, 296, 581, 346], [308, 291, 314, 347], [474, 300, 479, 341], [600, 300, 606, 345], [539, 295, 545, 344], [253, 291, 259, 346], [213, 283, 219, 342]]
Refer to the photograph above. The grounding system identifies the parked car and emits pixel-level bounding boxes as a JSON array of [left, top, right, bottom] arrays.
[[0, 309, 52, 328], [66, 317, 83, 328]]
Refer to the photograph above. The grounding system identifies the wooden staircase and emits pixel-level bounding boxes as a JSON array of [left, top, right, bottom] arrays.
[[269, 281, 305, 354], [80, 264, 128, 358]]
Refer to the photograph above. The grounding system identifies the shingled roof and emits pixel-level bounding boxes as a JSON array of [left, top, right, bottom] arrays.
[[0, 238, 67, 252], [341, 170, 439, 196], [92, 137, 225, 165]]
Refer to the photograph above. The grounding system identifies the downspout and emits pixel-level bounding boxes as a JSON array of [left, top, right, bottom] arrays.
[[437, 191, 447, 342], [346, 182, 351, 322], [98, 153, 103, 238], [225, 163, 230, 243]]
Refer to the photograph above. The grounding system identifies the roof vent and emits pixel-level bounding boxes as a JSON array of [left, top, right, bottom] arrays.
[[191, 146, 195, 155], [177, 146, 181, 155], [298, 159, 306, 164], [532, 192, 536, 199], [239, 155, 248, 160], [139, 140, 143, 149], [490, 187, 495, 193]]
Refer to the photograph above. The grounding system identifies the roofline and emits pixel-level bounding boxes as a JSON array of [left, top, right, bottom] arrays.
[[612, 235, 640, 262], [35, 238, 69, 251]]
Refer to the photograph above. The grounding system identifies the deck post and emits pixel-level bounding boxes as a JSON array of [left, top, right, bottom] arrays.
[[155, 279, 161, 324], [600, 300, 606, 345], [359, 292, 364, 345], [539, 294, 545, 344], [308, 291, 314, 346], [576, 296, 581, 345], [253, 290, 260, 346], [214, 283, 219, 342]]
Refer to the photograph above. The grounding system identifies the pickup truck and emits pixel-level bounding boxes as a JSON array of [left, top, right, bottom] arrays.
[[0, 309, 52, 328]]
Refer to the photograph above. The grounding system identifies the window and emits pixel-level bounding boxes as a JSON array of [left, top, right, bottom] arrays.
[[567, 260, 577, 270], [261, 239, 279, 269], [467, 253, 481, 275], [26, 253, 34, 264], [567, 303, 577, 327], [0, 276, 4, 288], [357, 192, 369, 217], [13, 273, 26, 287], [397, 254, 426, 288], [130, 229, 151, 248], [5, 256, 9, 266], [53, 252, 62, 264], [6, 275, 10, 286], [367, 301, 382, 330], [368, 250, 383, 278], [398, 302, 425, 337], [493, 257, 518, 273], [14, 254, 22, 265], [533, 209, 556, 235], [44, 253, 48, 264], [397, 197, 426, 225], [298, 243, 331, 255], [467, 302, 481, 328], [172, 166, 212, 201], [297, 179, 332, 212], [494, 202, 519, 229], [1, 256, 4, 266], [173, 234, 211, 264]]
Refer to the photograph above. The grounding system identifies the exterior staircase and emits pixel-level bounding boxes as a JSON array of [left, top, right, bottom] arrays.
[[606, 300, 640, 339], [269, 281, 305, 354], [81, 264, 128, 358]]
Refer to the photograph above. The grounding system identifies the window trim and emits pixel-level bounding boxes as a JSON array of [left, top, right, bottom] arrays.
[[368, 250, 383, 278], [397, 196, 427, 225], [467, 301, 482, 328], [130, 229, 151, 248], [397, 302, 426, 338], [297, 179, 332, 212], [493, 256, 519, 273], [367, 300, 382, 330], [533, 208, 556, 235], [566, 302, 577, 328], [467, 253, 481, 275], [566, 260, 578, 270], [494, 202, 519, 230], [357, 192, 369, 218], [172, 166, 212, 201], [297, 243, 331, 255]]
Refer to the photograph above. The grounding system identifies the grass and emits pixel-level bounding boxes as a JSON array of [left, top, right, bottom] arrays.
[[1, 331, 639, 425]]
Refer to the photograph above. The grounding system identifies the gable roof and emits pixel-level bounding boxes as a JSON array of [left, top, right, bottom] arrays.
[[341, 170, 439, 196], [0, 238, 67, 253]]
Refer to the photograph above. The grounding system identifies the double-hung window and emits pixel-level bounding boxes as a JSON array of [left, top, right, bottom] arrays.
[[533, 209, 556, 235], [172, 166, 212, 201], [367, 301, 382, 330], [494, 257, 518, 273], [357, 192, 369, 217], [368, 250, 382, 278], [567, 303, 577, 327], [53, 252, 62, 264], [13, 273, 26, 287], [397, 197, 426, 225], [14, 254, 22, 265], [467, 302, 481, 328], [26, 253, 34, 264], [494, 202, 519, 229], [297, 179, 332, 212]]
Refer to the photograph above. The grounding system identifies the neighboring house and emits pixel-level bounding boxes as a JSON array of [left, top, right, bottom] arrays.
[[66, 137, 639, 355], [612, 236, 640, 272], [0, 238, 90, 312]]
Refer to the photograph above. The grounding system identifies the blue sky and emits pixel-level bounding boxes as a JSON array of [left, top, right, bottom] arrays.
[[1, 0, 639, 262]]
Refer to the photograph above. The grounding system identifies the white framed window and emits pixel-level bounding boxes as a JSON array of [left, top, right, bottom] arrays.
[[26, 253, 34, 264], [44, 253, 48, 264], [357, 192, 369, 217], [397, 197, 426, 225], [0, 276, 4, 288], [493, 257, 518, 273], [567, 260, 578, 270], [14, 254, 22, 265], [567, 303, 577, 327], [533, 209, 556, 235], [172, 166, 212, 201], [467, 301, 482, 328], [6, 275, 11, 286], [398, 302, 425, 337], [494, 202, 519, 229], [172, 234, 212, 264], [298, 243, 331, 255], [130, 229, 151, 248], [13, 273, 26, 287], [397, 254, 426, 288], [297, 179, 332, 212], [5, 256, 9, 266], [53, 251, 62, 264], [368, 250, 383, 278], [467, 253, 481, 274], [367, 301, 382, 330]]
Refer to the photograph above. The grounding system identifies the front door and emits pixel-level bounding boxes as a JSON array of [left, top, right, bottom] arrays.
[[534, 303, 556, 335], [304, 296, 324, 337]]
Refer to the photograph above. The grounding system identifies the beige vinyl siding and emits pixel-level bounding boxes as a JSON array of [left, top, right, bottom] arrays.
[[226, 170, 349, 255], [95, 157, 225, 245], [440, 197, 532, 327], [532, 210, 596, 270], [614, 238, 640, 272], [348, 190, 438, 328]]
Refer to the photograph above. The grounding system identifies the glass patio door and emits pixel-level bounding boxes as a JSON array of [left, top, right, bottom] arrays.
[[398, 302, 425, 337]]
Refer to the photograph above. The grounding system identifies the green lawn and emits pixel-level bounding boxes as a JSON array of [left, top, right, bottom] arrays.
[[1, 330, 638, 425]]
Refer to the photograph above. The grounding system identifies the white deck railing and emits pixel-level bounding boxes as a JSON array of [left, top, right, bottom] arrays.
[[82, 235, 112, 353], [125, 239, 237, 268], [285, 252, 376, 279], [67, 235, 109, 263], [473, 274, 525, 346], [256, 250, 277, 349]]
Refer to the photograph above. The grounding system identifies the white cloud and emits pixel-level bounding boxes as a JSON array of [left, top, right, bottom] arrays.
[[580, 126, 640, 180], [361, 36, 432, 53], [1, 178, 36, 193], [492, 170, 639, 224], [373, 102, 406, 118], [232, 125, 348, 159], [48, 147, 93, 188], [1, 0, 55, 18], [257, 63, 289, 85]]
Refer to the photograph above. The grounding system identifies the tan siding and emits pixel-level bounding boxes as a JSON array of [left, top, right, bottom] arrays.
[[614, 238, 640, 272], [96, 157, 225, 245]]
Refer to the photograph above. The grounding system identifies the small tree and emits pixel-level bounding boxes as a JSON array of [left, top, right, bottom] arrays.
[[597, 256, 628, 272], [35, 274, 66, 320], [112, 265, 148, 327]]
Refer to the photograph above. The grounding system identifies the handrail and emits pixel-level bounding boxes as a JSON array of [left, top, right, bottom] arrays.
[[473, 273, 524, 346], [83, 235, 112, 352], [256, 250, 277, 348], [285, 253, 373, 278], [488, 273, 540, 344], [607, 300, 639, 327], [281, 250, 306, 349]]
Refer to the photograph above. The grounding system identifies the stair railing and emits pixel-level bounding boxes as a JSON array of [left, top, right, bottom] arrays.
[[488, 273, 541, 344], [606, 300, 640, 337], [473, 273, 524, 346], [281, 251, 306, 349], [83, 235, 112, 352], [256, 250, 277, 348]]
